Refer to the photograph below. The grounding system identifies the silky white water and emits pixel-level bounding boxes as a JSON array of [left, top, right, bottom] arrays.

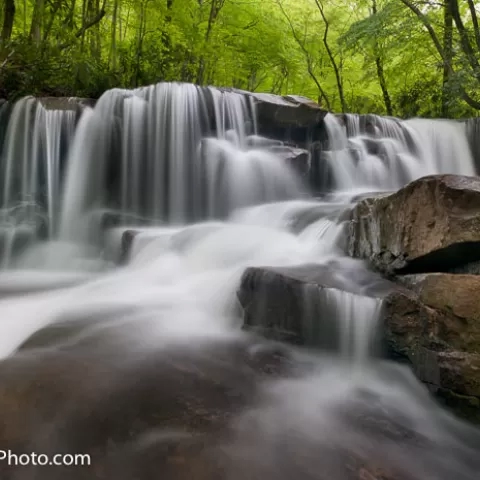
[[0, 84, 479, 479], [323, 113, 476, 191]]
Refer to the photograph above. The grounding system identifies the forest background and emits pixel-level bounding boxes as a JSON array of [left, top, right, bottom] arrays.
[[1, 0, 480, 118]]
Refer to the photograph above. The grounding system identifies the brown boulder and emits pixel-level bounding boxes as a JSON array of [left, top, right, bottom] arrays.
[[396, 274, 480, 353], [382, 275, 480, 419], [348, 175, 480, 275]]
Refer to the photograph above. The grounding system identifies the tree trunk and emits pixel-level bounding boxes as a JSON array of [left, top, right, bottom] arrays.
[[372, 0, 392, 115], [30, 0, 45, 43], [1, 0, 16, 44], [197, 0, 225, 85], [110, 0, 118, 70], [314, 0, 346, 112], [442, 0, 453, 116]]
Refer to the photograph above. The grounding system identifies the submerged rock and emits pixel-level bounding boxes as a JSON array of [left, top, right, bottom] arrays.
[[348, 175, 480, 275]]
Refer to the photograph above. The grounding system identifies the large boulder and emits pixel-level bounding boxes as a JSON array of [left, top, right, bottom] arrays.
[[348, 175, 480, 275]]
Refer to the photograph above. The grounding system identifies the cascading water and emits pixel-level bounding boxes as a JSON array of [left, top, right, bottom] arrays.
[[0, 83, 479, 479], [0, 98, 76, 266], [322, 113, 476, 192], [57, 83, 303, 244]]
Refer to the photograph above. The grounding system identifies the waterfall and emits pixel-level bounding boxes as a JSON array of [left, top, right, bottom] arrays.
[[57, 83, 303, 242], [0, 84, 479, 480], [322, 113, 476, 192], [0, 98, 76, 265]]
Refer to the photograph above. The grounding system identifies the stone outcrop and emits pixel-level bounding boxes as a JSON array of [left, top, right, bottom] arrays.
[[348, 175, 480, 275], [238, 265, 480, 421], [382, 281, 480, 419]]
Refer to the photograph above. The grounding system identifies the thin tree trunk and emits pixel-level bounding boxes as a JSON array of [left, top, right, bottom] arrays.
[[30, 0, 45, 43], [276, 0, 331, 109], [110, 0, 118, 69], [442, 0, 453, 116], [314, 0, 346, 112], [372, 0, 392, 115], [197, 0, 225, 85], [43, 0, 63, 41], [134, 0, 146, 87]]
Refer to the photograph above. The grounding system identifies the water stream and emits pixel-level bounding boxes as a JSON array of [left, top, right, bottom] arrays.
[[0, 84, 479, 479]]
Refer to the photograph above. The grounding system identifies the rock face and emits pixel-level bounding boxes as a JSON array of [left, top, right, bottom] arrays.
[[383, 275, 480, 421], [348, 175, 480, 275], [238, 265, 480, 421]]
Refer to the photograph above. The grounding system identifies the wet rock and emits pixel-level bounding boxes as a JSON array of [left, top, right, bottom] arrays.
[[221, 89, 327, 128], [464, 117, 480, 175], [0, 335, 293, 480], [238, 262, 396, 347], [0, 271, 95, 301], [246, 135, 283, 149], [397, 274, 480, 343], [268, 146, 311, 176], [382, 283, 480, 420], [348, 175, 480, 275], [37, 97, 96, 110], [0, 330, 479, 480]]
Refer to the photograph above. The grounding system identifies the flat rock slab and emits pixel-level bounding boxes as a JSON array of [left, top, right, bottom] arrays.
[[348, 175, 480, 275]]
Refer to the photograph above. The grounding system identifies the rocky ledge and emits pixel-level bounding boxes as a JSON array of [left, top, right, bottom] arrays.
[[34, 87, 328, 145]]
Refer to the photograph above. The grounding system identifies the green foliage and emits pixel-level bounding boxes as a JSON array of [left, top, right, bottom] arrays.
[[1, 0, 480, 117]]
